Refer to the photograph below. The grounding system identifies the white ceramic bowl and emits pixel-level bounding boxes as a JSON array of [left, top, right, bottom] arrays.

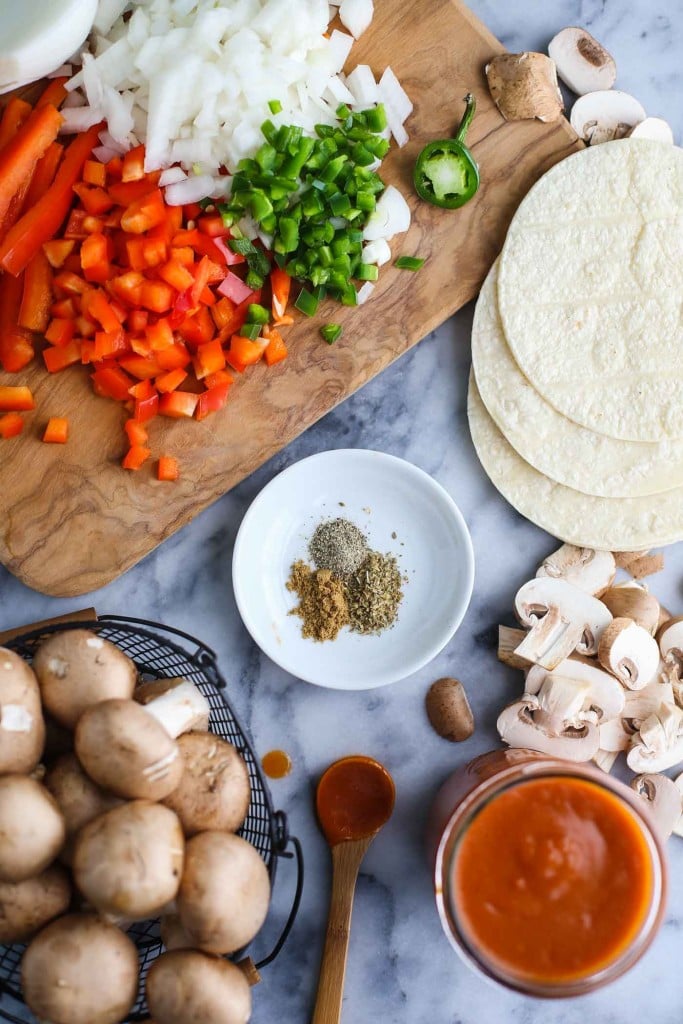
[[232, 449, 475, 690]]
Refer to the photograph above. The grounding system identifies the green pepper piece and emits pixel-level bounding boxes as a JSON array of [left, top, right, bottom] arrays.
[[413, 93, 480, 210]]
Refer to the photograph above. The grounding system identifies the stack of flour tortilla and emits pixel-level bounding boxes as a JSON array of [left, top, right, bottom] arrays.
[[468, 137, 683, 550]]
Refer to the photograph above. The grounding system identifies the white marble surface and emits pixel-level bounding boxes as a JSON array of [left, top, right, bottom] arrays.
[[3, 2, 683, 1022]]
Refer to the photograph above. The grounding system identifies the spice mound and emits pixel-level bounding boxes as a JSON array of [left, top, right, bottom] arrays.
[[287, 517, 405, 642]]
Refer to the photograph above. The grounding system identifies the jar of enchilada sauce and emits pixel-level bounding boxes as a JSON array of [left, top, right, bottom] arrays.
[[428, 750, 667, 997]]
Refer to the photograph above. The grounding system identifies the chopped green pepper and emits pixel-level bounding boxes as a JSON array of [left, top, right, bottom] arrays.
[[320, 323, 343, 344], [413, 93, 480, 209]]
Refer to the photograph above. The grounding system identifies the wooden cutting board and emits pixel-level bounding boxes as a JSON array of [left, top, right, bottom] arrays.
[[0, 0, 580, 597]]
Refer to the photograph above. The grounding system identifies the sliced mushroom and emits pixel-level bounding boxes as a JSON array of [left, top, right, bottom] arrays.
[[497, 625, 529, 669], [600, 583, 660, 636], [0, 648, 45, 774], [629, 117, 674, 144], [525, 656, 625, 723], [598, 717, 632, 753], [548, 27, 616, 95], [135, 678, 210, 735], [497, 694, 600, 762], [513, 606, 584, 671], [514, 578, 612, 657], [631, 773, 682, 838], [592, 749, 619, 773], [657, 617, 683, 683], [598, 618, 659, 690], [536, 544, 615, 596], [627, 552, 665, 579], [627, 704, 683, 772], [485, 52, 563, 123], [624, 673, 675, 727], [570, 90, 646, 144]]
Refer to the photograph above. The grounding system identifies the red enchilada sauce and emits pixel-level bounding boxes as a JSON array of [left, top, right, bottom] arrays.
[[316, 756, 395, 845], [453, 776, 655, 984]]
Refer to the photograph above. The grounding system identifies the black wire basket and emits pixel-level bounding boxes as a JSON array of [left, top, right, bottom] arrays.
[[0, 614, 303, 1024]]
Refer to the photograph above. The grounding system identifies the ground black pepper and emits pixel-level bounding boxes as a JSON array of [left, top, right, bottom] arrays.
[[309, 518, 368, 576]]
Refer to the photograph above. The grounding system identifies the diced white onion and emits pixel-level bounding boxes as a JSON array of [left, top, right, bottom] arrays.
[[164, 174, 216, 207], [378, 66, 413, 123], [159, 166, 187, 187], [362, 238, 392, 266], [344, 64, 378, 107], [363, 185, 411, 241], [339, 0, 374, 39], [356, 281, 375, 304]]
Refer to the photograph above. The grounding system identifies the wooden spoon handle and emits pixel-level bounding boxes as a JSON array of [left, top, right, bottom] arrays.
[[312, 838, 369, 1024]]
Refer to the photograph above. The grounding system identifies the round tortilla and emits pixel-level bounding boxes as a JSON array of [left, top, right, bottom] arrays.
[[497, 139, 683, 442], [467, 371, 683, 550], [472, 259, 683, 497]]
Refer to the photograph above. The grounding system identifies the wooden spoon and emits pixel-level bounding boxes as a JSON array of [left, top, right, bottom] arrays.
[[312, 755, 395, 1024]]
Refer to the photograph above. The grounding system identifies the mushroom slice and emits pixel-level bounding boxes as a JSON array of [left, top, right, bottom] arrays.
[[497, 695, 600, 762], [570, 89, 646, 144], [624, 673, 675, 726], [657, 617, 683, 683], [601, 584, 660, 636], [536, 544, 615, 596], [513, 606, 584, 671], [525, 656, 625, 723], [548, 27, 616, 95], [514, 577, 612, 657], [598, 618, 659, 690], [629, 118, 674, 144], [627, 704, 683, 772], [592, 749, 619, 773], [631, 773, 682, 838], [497, 625, 529, 669], [598, 717, 631, 753], [485, 52, 563, 123]]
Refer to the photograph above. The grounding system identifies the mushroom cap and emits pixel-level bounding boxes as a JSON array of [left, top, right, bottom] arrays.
[[598, 618, 660, 690], [0, 865, 71, 943], [73, 800, 184, 921], [21, 913, 139, 1024], [601, 585, 661, 635], [75, 698, 182, 801], [657, 616, 683, 677], [160, 913, 194, 952], [425, 677, 475, 742], [629, 117, 674, 144], [0, 775, 65, 882], [44, 753, 122, 864], [570, 89, 646, 144], [177, 832, 270, 954], [0, 647, 45, 774], [536, 544, 615, 596], [514, 577, 612, 655], [146, 949, 251, 1024], [497, 698, 600, 761], [627, 704, 683, 773], [163, 732, 251, 836], [33, 630, 137, 729], [548, 26, 616, 96]]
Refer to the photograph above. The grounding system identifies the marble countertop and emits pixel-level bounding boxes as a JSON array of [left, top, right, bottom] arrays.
[[3, 2, 683, 1022]]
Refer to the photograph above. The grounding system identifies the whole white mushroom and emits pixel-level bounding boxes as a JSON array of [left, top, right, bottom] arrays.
[[0, 775, 65, 882], [146, 949, 251, 1024]]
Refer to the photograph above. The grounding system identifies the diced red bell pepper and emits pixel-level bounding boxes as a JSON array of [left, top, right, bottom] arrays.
[[94, 329, 128, 361], [106, 155, 123, 180], [0, 385, 34, 411], [128, 309, 149, 333], [229, 334, 268, 366], [43, 417, 69, 444], [155, 368, 188, 393], [171, 246, 194, 267], [157, 456, 180, 482], [159, 391, 199, 419], [18, 248, 52, 332], [73, 183, 114, 216], [121, 144, 146, 183], [156, 342, 191, 370], [198, 216, 229, 238], [51, 297, 76, 319], [82, 289, 121, 333], [64, 209, 89, 240], [121, 188, 166, 234], [54, 270, 90, 297], [119, 354, 163, 380], [80, 232, 112, 284], [124, 419, 148, 446], [0, 412, 23, 438], [146, 318, 174, 351], [45, 318, 75, 347], [139, 280, 174, 313], [133, 392, 159, 423], [211, 296, 236, 331], [195, 381, 231, 421], [92, 366, 134, 402], [159, 258, 194, 293], [110, 271, 144, 307], [43, 339, 81, 373], [122, 444, 151, 470], [108, 176, 160, 206], [178, 307, 214, 347], [129, 379, 155, 400], [203, 369, 233, 389], [194, 338, 225, 379], [82, 160, 107, 187], [264, 328, 288, 366], [43, 239, 75, 268], [270, 268, 291, 323], [76, 315, 96, 338]]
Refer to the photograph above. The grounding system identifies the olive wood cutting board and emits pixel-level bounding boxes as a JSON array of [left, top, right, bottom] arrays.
[[0, 0, 581, 597]]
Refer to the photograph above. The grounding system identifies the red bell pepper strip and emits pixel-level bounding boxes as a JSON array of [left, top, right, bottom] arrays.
[[0, 413, 24, 439], [24, 142, 63, 210], [0, 385, 35, 412], [0, 103, 63, 227], [0, 98, 32, 151], [0, 123, 102, 276], [0, 273, 34, 373], [36, 78, 69, 110], [18, 248, 53, 332], [43, 417, 69, 444]]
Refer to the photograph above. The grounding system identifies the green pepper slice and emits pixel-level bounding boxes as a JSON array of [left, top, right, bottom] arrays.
[[413, 93, 480, 209]]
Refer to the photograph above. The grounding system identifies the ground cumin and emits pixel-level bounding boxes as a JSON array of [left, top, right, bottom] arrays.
[[286, 560, 350, 641]]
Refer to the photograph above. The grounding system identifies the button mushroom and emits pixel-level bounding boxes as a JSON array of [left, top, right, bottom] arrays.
[[162, 732, 251, 837], [536, 544, 615, 596], [513, 577, 612, 669], [21, 913, 139, 1024], [0, 865, 71, 943], [73, 800, 184, 920], [569, 89, 646, 144], [627, 704, 683, 773], [0, 648, 45, 774], [425, 677, 475, 743], [485, 52, 564, 123], [177, 831, 270, 954], [598, 618, 660, 690], [497, 677, 600, 762], [629, 117, 674, 144], [146, 949, 252, 1024], [601, 583, 661, 636], [0, 775, 65, 882], [547, 27, 616, 95], [631, 773, 683, 838], [33, 630, 137, 729], [160, 912, 194, 951], [44, 753, 122, 864], [75, 698, 183, 801], [135, 677, 211, 734]]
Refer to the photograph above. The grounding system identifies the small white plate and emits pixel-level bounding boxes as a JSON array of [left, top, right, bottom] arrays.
[[232, 449, 475, 690]]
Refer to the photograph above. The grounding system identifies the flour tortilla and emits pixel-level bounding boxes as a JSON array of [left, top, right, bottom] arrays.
[[472, 259, 683, 497], [497, 139, 683, 442], [468, 372, 683, 550]]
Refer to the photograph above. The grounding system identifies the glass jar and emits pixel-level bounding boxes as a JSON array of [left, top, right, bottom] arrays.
[[429, 749, 667, 998]]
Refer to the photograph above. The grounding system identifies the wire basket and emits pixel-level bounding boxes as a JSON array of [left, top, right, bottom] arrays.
[[0, 615, 303, 1024]]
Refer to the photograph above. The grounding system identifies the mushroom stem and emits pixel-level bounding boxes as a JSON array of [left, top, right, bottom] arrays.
[[139, 680, 211, 739], [497, 625, 529, 669]]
